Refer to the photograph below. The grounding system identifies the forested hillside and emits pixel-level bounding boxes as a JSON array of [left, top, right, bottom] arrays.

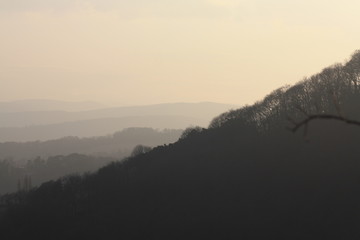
[[2, 51, 360, 240], [0, 128, 182, 195], [0, 154, 116, 195]]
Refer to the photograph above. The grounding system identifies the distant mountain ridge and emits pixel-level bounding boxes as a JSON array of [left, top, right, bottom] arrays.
[[0, 102, 238, 127], [0, 99, 106, 112], [0, 102, 237, 142], [0, 127, 183, 163], [0, 116, 189, 142]]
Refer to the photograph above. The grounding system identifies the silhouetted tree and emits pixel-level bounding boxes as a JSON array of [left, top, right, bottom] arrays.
[[180, 126, 204, 139], [131, 145, 152, 157]]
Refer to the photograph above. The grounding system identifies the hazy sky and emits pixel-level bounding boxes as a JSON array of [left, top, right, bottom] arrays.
[[1, 0, 360, 106]]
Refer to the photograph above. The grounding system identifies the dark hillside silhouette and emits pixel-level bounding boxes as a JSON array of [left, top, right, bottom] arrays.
[[1, 50, 360, 239]]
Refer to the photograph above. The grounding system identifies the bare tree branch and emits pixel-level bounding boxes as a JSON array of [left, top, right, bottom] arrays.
[[291, 115, 360, 133]]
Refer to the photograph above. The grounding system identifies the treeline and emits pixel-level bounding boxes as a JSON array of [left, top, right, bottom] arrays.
[[210, 50, 360, 130], [0, 154, 116, 195], [2, 51, 360, 239], [0, 128, 182, 162]]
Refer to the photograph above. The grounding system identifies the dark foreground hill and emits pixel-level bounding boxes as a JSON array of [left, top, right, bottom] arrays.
[[1, 50, 360, 239]]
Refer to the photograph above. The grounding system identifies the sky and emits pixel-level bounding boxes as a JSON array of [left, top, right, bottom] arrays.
[[1, 0, 360, 106]]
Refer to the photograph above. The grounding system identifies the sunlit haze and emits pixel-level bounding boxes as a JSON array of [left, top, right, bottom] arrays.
[[1, 0, 359, 105]]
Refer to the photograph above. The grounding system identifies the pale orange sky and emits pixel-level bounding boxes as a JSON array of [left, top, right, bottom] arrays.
[[1, 0, 360, 106]]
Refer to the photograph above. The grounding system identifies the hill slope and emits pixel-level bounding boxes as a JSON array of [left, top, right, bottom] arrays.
[[1, 51, 360, 240]]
